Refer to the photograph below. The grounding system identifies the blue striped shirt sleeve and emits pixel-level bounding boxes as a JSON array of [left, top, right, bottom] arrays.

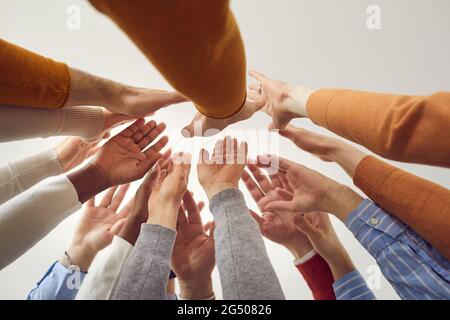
[[27, 261, 86, 300], [345, 199, 450, 300], [333, 270, 376, 300]]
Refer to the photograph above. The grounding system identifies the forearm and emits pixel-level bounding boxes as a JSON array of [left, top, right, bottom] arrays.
[[118, 214, 146, 246], [295, 252, 336, 300], [76, 236, 133, 300], [113, 224, 175, 300], [323, 185, 363, 222], [0, 39, 69, 108], [0, 148, 62, 205], [67, 163, 110, 204], [89, 0, 246, 118], [354, 156, 450, 261], [0, 176, 81, 270], [27, 261, 86, 300], [209, 188, 285, 300], [306, 89, 450, 167], [0, 105, 104, 142], [333, 270, 376, 300]]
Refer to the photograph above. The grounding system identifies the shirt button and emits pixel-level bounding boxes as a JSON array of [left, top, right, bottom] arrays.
[[370, 217, 379, 225]]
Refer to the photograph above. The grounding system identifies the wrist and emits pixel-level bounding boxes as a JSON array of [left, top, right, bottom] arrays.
[[328, 143, 367, 178], [323, 184, 363, 221], [179, 277, 214, 300], [286, 237, 314, 260], [287, 85, 315, 118], [60, 243, 97, 272], [204, 182, 238, 200], [325, 250, 356, 281], [68, 162, 110, 203], [147, 203, 179, 230]]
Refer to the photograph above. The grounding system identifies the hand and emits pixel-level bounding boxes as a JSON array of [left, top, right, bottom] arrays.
[[118, 152, 171, 245], [293, 212, 355, 280], [242, 164, 313, 259], [91, 119, 169, 187], [117, 87, 187, 117], [259, 155, 363, 221], [197, 136, 248, 199], [278, 125, 367, 177], [147, 153, 191, 230], [172, 191, 215, 299], [63, 184, 131, 271], [182, 95, 265, 137], [249, 70, 315, 129], [66, 68, 187, 117], [56, 137, 104, 172]]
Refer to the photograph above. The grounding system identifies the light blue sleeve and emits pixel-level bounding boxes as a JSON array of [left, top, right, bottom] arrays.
[[333, 270, 376, 300], [27, 261, 86, 300]]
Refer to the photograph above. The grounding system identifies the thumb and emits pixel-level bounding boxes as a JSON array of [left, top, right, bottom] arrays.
[[110, 218, 127, 235], [293, 214, 316, 237], [265, 200, 295, 213]]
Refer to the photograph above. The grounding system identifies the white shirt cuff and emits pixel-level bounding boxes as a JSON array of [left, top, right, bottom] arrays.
[[293, 250, 317, 266]]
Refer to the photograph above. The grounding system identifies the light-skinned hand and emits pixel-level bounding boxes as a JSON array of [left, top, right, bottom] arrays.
[[197, 136, 248, 199], [249, 70, 315, 129], [56, 136, 106, 172], [172, 191, 215, 300], [242, 164, 313, 259]]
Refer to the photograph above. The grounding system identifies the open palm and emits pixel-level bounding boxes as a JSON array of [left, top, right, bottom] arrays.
[[92, 119, 169, 186], [171, 192, 215, 281]]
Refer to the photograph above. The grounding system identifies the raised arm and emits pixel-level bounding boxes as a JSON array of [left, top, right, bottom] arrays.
[[250, 70, 450, 167], [276, 126, 450, 261], [0, 39, 185, 116], [197, 137, 285, 299], [113, 154, 191, 300]]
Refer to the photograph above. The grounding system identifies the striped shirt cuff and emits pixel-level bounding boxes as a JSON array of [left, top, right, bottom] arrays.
[[333, 270, 376, 300]]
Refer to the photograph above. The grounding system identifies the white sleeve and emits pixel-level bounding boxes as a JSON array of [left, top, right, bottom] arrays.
[[0, 176, 81, 270], [0, 105, 104, 142], [0, 148, 63, 205], [76, 236, 133, 300]]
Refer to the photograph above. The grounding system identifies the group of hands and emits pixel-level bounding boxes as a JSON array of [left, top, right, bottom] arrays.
[[53, 70, 366, 298]]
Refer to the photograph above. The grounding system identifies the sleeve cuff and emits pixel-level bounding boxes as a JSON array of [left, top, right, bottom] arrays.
[[11, 148, 63, 190], [333, 270, 376, 300], [293, 250, 317, 265], [59, 106, 104, 141], [209, 188, 248, 222]]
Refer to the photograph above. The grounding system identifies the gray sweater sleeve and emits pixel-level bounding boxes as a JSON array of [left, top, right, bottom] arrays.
[[112, 224, 176, 300], [209, 188, 285, 300]]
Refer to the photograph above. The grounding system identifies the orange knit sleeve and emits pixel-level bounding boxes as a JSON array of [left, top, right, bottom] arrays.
[[0, 39, 70, 109], [354, 155, 450, 261], [89, 0, 246, 119], [307, 89, 450, 167]]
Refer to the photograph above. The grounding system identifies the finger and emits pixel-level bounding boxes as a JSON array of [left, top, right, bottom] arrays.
[[257, 154, 294, 173], [237, 141, 248, 165], [118, 196, 135, 218], [119, 119, 146, 138], [247, 164, 272, 193], [86, 146, 101, 158], [278, 171, 292, 191], [138, 122, 167, 150], [248, 209, 264, 228], [86, 196, 95, 207], [242, 170, 265, 203], [99, 186, 119, 208], [249, 70, 268, 83], [183, 191, 202, 224], [275, 188, 293, 200], [109, 184, 130, 211], [265, 200, 296, 213], [177, 207, 188, 226], [249, 82, 262, 92], [198, 201, 205, 213], [132, 120, 156, 144], [212, 138, 223, 159], [293, 214, 316, 237], [110, 218, 127, 235], [268, 172, 283, 189], [143, 136, 169, 159]]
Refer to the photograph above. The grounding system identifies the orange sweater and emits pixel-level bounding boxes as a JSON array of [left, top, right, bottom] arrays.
[[307, 89, 450, 167], [354, 156, 450, 261], [89, 0, 246, 119], [0, 39, 69, 108], [306, 89, 450, 260]]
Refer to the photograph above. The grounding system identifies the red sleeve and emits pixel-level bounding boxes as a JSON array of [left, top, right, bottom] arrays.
[[295, 254, 336, 300]]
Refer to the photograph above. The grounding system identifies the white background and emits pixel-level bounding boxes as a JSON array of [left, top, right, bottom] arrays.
[[0, 0, 449, 300]]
